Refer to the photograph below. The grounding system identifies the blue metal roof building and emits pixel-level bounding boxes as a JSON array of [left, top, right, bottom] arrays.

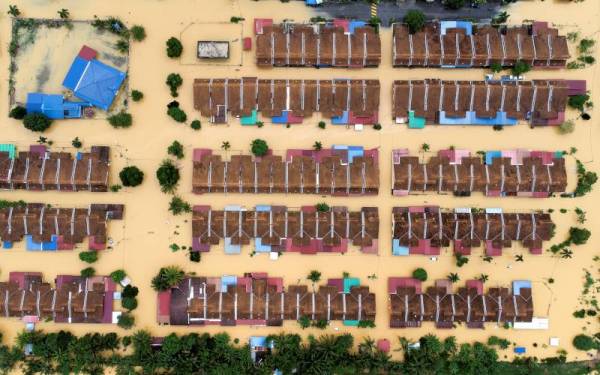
[[62, 46, 126, 111], [25, 93, 90, 120]]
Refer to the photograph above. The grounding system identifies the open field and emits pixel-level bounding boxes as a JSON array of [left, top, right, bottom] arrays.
[[0, 0, 599, 365]]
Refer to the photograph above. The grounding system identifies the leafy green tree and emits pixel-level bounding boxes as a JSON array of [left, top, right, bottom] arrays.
[[318, 121, 326, 129], [130, 25, 146, 41], [9, 106, 26, 119], [168, 196, 191, 215], [298, 316, 311, 329], [166, 73, 183, 97], [569, 227, 591, 245], [151, 266, 185, 291], [403, 10, 426, 34], [117, 313, 135, 329], [156, 159, 180, 193], [122, 297, 138, 311], [490, 62, 503, 73], [80, 267, 96, 278], [568, 94, 590, 112], [122, 285, 139, 298], [119, 166, 144, 187], [108, 112, 132, 128], [443, 0, 465, 10], [166, 37, 183, 58], [455, 253, 469, 267], [412, 268, 428, 282], [167, 107, 187, 123], [573, 334, 596, 351], [190, 120, 201, 130], [79, 251, 98, 264], [167, 141, 184, 159], [110, 269, 127, 283], [131, 90, 144, 102], [23, 113, 52, 132], [251, 139, 269, 156], [511, 60, 531, 76]]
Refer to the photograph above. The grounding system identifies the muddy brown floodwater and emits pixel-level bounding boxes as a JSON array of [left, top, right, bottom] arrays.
[[0, 0, 599, 363]]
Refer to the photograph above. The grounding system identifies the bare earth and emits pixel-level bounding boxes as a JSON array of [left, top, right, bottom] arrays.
[[0, 0, 599, 363]]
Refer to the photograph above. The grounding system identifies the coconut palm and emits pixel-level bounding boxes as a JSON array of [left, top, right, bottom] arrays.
[[560, 248, 573, 259], [358, 337, 376, 355], [483, 256, 493, 263], [8, 5, 20, 17], [515, 254, 524, 262], [421, 143, 430, 152], [447, 273, 460, 283], [58, 8, 70, 19], [151, 266, 185, 291], [307, 270, 321, 284], [313, 141, 322, 151], [477, 274, 489, 283], [221, 141, 231, 151]]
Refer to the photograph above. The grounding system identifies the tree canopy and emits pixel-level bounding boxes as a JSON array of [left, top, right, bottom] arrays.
[[23, 113, 52, 132], [119, 166, 144, 187], [403, 10, 426, 34]]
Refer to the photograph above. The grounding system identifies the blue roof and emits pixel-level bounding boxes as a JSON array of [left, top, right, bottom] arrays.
[[63, 56, 126, 111], [250, 336, 267, 349], [26, 93, 89, 119], [513, 280, 532, 296]]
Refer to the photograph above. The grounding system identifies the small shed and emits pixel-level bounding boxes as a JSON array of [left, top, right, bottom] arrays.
[[26, 93, 90, 119], [197, 41, 230, 59], [243, 37, 252, 51]]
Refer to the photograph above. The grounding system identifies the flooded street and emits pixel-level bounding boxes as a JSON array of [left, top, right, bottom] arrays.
[[0, 0, 599, 362]]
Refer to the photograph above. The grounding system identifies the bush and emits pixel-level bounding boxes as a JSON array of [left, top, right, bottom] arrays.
[[230, 16, 245, 23], [573, 309, 586, 318], [110, 184, 122, 192], [108, 112, 132, 128], [79, 251, 98, 264], [169, 196, 191, 215], [130, 25, 146, 41], [298, 316, 311, 329], [119, 166, 144, 187], [403, 10, 425, 34], [80, 267, 96, 278], [117, 313, 135, 329], [167, 141, 184, 159], [490, 62, 503, 73], [373, 123, 382, 130], [568, 94, 590, 112], [9, 105, 26, 119], [190, 251, 201, 263], [357, 320, 376, 328], [190, 120, 201, 130], [455, 253, 469, 267], [558, 120, 575, 134], [569, 227, 591, 245], [487, 336, 510, 349], [412, 268, 428, 282], [121, 297, 138, 311], [131, 90, 144, 102], [166, 73, 183, 97], [122, 285, 139, 298], [166, 37, 183, 58], [318, 121, 326, 129], [167, 107, 187, 123], [315, 203, 330, 212], [71, 137, 82, 148], [110, 270, 127, 283], [313, 319, 328, 329], [573, 334, 596, 351], [23, 113, 52, 132], [156, 159, 180, 193], [511, 60, 531, 76], [251, 139, 269, 156]]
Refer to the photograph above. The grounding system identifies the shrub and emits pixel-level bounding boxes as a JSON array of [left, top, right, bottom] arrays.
[[151, 266, 185, 291], [166, 73, 183, 97], [357, 320, 376, 328], [573, 334, 596, 351], [115, 39, 129, 53], [71, 137, 82, 148], [574, 160, 597, 197], [79, 251, 98, 264], [578, 39, 595, 54], [110, 270, 127, 283], [511, 60, 531, 76], [487, 336, 510, 349], [9, 106, 26, 119], [251, 139, 269, 156], [569, 227, 591, 245], [298, 316, 311, 329], [190, 120, 201, 130], [108, 112, 132, 128], [315, 203, 330, 212], [568, 94, 590, 112], [373, 123, 382, 130], [403, 10, 425, 34], [23, 113, 52, 132], [412, 268, 428, 282], [131, 90, 144, 102], [230, 16, 245, 23], [156, 159, 180, 193], [318, 121, 326, 129], [190, 251, 201, 262], [80, 267, 96, 278], [558, 120, 575, 134], [573, 309, 586, 318], [122, 285, 139, 298], [117, 313, 135, 329], [313, 319, 328, 329], [490, 62, 503, 73], [110, 184, 122, 192], [167, 141, 184, 159], [169, 196, 191, 215], [166, 37, 183, 58], [130, 25, 146, 41], [455, 253, 469, 267], [119, 166, 144, 187], [167, 107, 187, 123], [122, 297, 138, 311]]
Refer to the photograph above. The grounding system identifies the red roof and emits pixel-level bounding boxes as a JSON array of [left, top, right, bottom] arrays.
[[243, 37, 252, 51], [78, 45, 98, 61], [254, 19, 273, 35]]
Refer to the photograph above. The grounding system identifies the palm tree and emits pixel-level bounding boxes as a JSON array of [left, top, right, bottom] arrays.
[[447, 273, 460, 283], [358, 337, 376, 355], [8, 5, 20, 17], [221, 141, 231, 151], [313, 141, 322, 151], [151, 266, 185, 291], [515, 254, 524, 262], [560, 248, 573, 259], [421, 143, 430, 152], [483, 256, 493, 263], [477, 274, 489, 283], [57, 8, 70, 19], [307, 270, 321, 284]]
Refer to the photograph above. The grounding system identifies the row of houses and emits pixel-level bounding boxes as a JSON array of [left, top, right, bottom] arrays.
[[392, 148, 567, 197], [192, 205, 379, 254], [392, 79, 585, 128], [0, 203, 124, 251], [192, 146, 379, 196], [193, 78, 380, 125], [392, 206, 554, 256], [252, 20, 570, 69], [393, 21, 570, 68], [0, 145, 110, 192], [389, 277, 534, 328], [255, 19, 381, 68], [192, 78, 584, 127], [155, 272, 535, 329], [0, 272, 116, 324]]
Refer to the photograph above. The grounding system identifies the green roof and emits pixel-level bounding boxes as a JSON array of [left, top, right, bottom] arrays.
[[0, 144, 16, 159]]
